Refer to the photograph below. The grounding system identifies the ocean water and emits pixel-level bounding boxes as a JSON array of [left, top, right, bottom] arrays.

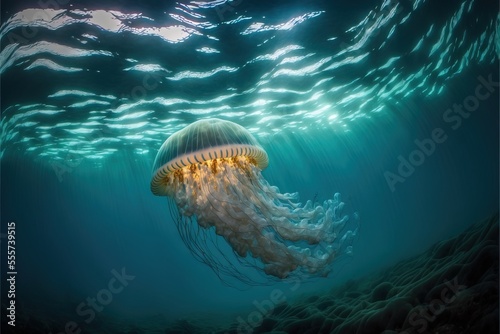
[[1, 0, 499, 333]]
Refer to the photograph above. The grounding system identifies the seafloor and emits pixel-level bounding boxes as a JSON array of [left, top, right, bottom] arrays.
[[166, 212, 499, 334], [3, 212, 498, 334]]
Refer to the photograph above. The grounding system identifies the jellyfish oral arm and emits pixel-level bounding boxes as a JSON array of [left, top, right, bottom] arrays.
[[170, 156, 356, 279]]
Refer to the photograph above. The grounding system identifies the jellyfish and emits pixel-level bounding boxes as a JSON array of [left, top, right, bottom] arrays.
[[151, 118, 358, 284]]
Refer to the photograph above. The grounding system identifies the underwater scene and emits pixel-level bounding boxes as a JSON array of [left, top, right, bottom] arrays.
[[1, 0, 499, 333]]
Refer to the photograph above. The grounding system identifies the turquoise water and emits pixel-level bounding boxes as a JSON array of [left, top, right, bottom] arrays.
[[1, 0, 498, 332]]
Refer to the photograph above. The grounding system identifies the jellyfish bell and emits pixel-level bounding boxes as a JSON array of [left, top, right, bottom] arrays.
[[151, 118, 358, 284]]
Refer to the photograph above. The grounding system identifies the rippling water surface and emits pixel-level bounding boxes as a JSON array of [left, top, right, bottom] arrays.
[[1, 0, 497, 162]]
